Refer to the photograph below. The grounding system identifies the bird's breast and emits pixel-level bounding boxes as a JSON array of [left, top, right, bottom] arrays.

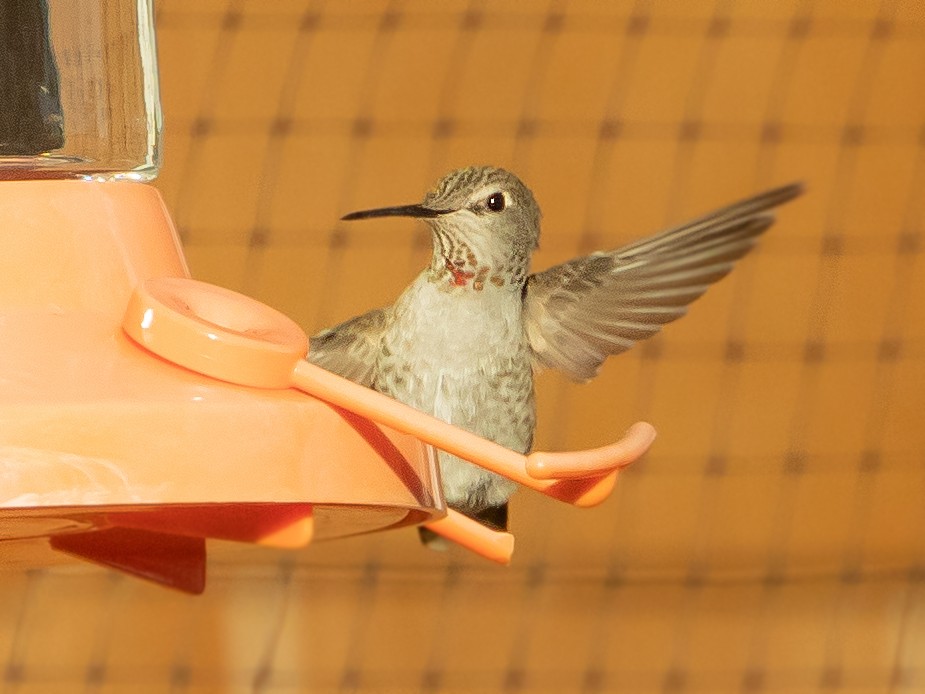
[[374, 277, 535, 452], [373, 277, 535, 511]]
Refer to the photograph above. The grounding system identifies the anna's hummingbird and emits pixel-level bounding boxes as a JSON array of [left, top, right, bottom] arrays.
[[309, 166, 802, 534]]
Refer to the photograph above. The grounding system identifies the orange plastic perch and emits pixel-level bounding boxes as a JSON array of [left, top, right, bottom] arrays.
[[123, 276, 657, 563], [123, 277, 655, 495], [424, 510, 515, 565]]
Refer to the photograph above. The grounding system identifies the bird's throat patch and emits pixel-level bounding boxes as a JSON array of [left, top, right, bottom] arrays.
[[444, 258, 476, 287]]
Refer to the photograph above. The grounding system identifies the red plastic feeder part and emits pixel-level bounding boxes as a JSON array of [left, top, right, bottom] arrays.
[[0, 180, 443, 593]]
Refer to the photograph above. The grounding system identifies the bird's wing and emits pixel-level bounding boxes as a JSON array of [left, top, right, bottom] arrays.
[[524, 183, 803, 382], [307, 308, 389, 387]]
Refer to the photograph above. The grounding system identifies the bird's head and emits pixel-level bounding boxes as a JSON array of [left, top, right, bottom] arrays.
[[342, 166, 541, 290]]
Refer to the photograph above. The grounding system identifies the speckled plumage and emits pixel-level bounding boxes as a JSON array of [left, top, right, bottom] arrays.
[[374, 272, 532, 511], [309, 166, 802, 519]]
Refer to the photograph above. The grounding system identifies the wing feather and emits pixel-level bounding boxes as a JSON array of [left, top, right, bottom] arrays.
[[308, 308, 389, 387], [525, 184, 803, 381]]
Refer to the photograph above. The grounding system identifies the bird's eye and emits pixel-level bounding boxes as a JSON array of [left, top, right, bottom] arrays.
[[486, 192, 505, 212]]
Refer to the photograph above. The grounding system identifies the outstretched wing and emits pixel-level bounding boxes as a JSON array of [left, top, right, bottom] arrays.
[[308, 308, 389, 387], [524, 183, 803, 382]]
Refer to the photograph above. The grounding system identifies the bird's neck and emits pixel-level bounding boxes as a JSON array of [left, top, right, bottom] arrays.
[[427, 235, 528, 293]]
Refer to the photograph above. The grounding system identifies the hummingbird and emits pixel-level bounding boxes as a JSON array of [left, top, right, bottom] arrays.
[[309, 166, 802, 538]]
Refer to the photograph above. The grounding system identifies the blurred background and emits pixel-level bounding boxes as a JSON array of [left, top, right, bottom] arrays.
[[2, 0, 924, 691]]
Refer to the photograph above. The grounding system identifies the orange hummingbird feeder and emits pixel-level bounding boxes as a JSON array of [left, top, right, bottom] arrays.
[[0, 0, 654, 593]]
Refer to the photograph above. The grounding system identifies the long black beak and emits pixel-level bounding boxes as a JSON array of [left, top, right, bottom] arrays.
[[341, 204, 454, 221]]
